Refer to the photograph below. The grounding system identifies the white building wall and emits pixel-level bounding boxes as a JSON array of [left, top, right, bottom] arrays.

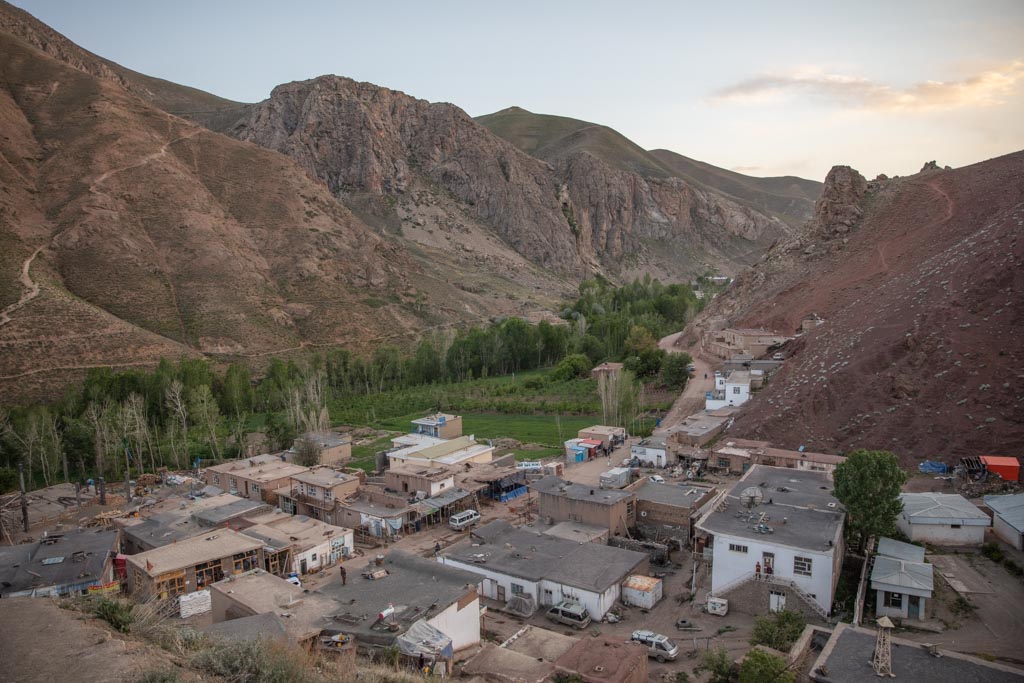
[[723, 381, 750, 406], [631, 446, 668, 467], [993, 515, 1024, 550], [710, 533, 835, 613], [426, 593, 481, 652], [897, 518, 987, 546], [439, 558, 540, 604]]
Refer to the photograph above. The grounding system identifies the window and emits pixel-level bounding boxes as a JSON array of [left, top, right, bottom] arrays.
[[439, 482, 446, 490], [732, 386, 741, 395], [717, 457, 730, 468], [311, 553, 318, 562], [729, 543, 748, 553], [213, 474, 220, 486], [251, 484, 261, 495], [155, 573, 186, 598], [324, 489, 333, 500], [232, 549, 258, 573], [626, 501, 636, 517], [282, 498, 295, 514], [794, 556, 813, 576], [885, 591, 903, 608], [950, 524, 961, 529], [230, 478, 237, 490], [194, 559, 223, 588], [511, 583, 525, 595]]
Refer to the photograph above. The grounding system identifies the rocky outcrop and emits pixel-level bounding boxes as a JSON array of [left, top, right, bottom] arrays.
[[232, 77, 584, 274], [809, 166, 868, 237]]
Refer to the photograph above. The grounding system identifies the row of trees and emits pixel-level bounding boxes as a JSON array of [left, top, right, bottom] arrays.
[[1, 276, 702, 491]]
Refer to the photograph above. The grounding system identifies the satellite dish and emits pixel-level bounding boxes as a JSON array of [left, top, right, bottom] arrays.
[[739, 487, 764, 509]]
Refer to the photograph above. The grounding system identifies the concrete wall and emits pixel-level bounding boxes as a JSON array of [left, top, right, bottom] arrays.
[[875, 589, 926, 620], [715, 577, 827, 623], [537, 492, 633, 535], [897, 518, 987, 546], [426, 589, 480, 652], [993, 515, 1024, 550], [710, 533, 835, 613]]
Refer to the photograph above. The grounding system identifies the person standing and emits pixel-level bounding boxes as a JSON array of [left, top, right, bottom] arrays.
[[339, 565, 347, 586], [755, 562, 762, 580]]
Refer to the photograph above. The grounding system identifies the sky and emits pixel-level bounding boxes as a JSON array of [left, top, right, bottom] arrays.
[[12, 0, 1024, 180]]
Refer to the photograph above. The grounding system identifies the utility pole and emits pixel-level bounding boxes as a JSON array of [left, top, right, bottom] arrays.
[[98, 476, 106, 506], [18, 462, 29, 533], [123, 438, 132, 503]]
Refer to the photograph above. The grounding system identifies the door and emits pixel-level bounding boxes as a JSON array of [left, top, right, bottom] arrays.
[[908, 595, 920, 619], [497, 585, 506, 602], [762, 552, 775, 574], [769, 590, 786, 612], [300, 558, 308, 575]]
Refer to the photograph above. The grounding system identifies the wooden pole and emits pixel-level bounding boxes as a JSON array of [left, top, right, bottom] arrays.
[[18, 463, 29, 533]]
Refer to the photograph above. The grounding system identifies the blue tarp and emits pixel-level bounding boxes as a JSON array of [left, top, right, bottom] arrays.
[[918, 461, 949, 474]]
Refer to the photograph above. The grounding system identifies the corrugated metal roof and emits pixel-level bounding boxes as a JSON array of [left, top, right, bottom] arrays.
[[622, 574, 661, 591], [900, 493, 989, 524], [984, 493, 1024, 531], [870, 556, 934, 593], [877, 537, 925, 563]]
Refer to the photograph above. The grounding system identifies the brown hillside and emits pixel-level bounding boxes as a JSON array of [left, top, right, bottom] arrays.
[[688, 153, 1024, 465], [0, 28, 555, 402]]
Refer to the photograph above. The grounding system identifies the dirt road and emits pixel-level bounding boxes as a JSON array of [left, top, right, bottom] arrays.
[[658, 331, 716, 430]]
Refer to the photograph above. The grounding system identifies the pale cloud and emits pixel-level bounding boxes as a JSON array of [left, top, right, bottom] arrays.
[[713, 61, 1024, 111]]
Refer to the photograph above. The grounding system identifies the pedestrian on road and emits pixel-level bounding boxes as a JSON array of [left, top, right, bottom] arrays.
[[704, 373, 707, 380], [339, 565, 347, 586], [433, 542, 441, 558]]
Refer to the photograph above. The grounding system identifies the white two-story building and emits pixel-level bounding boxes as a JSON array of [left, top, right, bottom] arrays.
[[705, 370, 752, 410], [695, 465, 845, 617]]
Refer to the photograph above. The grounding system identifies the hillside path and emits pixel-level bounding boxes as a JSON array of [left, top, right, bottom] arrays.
[[657, 331, 715, 430], [0, 247, 43, 329]]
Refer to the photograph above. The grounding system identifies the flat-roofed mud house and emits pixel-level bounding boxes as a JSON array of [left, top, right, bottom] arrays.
[[126, 528, 265, 600], [531, 475, 636, 536], [275, 467, 361, 525], [634, 481, 717, 547], [204, 454, 310, 504], [411, 413, 463, 439]]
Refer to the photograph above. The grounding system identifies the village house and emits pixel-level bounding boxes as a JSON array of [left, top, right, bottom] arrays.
[[439, 519, 649, 620], [125, 528, 265, 600], [386, 435, 494, 470], [237, 511, 353, 576], [208, 569, 337, 646], [696, 465, 845, 618], [118, 493, 272, 554], [705, 327, 792, 359], [705, 370, 752, 410], [897, 492, 990, 545], [542, 520, 610, 544], [384, 465, 454, 498], [634, 481, 717, 547], [334, 489, 416, 539], [710, 439, 847, 475], [452, 459, 530, 504], [662, 408, 734, 446], [316, 551, 482, 653], [204, 454, 310, 504], [0, 528, 120, 598], [870, 537, 933, 621], [577, 425, 627, 450], [288, 430, 352, 466], [631, 436, 670, 467], [275, 466, 361, 525], [532, 475, 636, 536], [411, 413, 463, 440], [985, 493, 1024, 550], [810, 622, 1024, 683], [590, 362, 624, 380]]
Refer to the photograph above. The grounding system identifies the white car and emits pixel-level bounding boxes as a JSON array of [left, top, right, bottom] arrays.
[[648, 475, 666, 483], [286, 573, 302, 588]]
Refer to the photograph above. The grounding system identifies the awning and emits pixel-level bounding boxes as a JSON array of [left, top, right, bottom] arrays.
[[395, 618, 453, 659]]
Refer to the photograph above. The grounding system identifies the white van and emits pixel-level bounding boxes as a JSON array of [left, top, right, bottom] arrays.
[[449, 509, 481, 531]]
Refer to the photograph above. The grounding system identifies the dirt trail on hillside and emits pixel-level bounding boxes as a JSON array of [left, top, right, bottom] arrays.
[[0, 247, 43, 328]]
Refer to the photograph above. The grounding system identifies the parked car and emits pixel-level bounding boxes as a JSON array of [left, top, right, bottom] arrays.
[[286, 572, 302, 588], [630, 629, 680, 662], [449, 509, 481, 531], [546, 601, 592, 629], [772, 352, 785, 360], [648, 475, 666, 483]]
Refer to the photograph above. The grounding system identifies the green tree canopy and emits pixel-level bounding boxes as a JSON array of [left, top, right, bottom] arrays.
[[750, 610, 806, 651], [833, 449, 907, 551], [660, 352, 693, 389], [739, 649, 795, 683]]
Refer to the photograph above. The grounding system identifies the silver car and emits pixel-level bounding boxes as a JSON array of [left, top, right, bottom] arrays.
[[631, 629, 680, 662]]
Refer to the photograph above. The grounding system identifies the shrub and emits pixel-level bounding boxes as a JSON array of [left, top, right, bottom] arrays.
[[981, 542, 1005, 563], [696, 647, 733, 683], [950, 595, 977, 617], [92, 597, 134, 633], [190, 639, 319, 683], [550, 354, 592, 382], [750, 610, 806, 651], [1003, 558, 1024, 577], [739, 649, 795, 683]]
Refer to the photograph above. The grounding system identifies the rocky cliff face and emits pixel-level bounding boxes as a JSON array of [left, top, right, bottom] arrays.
[[230, 77, 789, 280], [808, 165, 868, 237], [231, 77, 584, 274]]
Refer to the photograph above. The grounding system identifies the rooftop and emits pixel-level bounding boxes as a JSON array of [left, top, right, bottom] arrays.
[[442, 520, 647, 592], [126, 528, 264, 577], [531, 475, 634, 506], [696, 465, 844, 553], [635, 482, 716, 508], [411, 413, 459, 426], [387, 465, 452, 482], [726, 370, 751, 385], [313, 551, 479, 640], [291, 467, 358, 489], [876, 537, 925, 563], [396, 435, 491, 464], [900, 493, 990, 525], [811, 623, 1023, 683], [637, 436, 667, 449], [580, 425, 625, 435], [205, 456, 310, 484], [192, 497, 270, 526], [203, 611, 292, 645], [298, 431, 350, 449], [0, 529, 118, 596], [870, 555, 934, 594], [208, 569, 335, 642], [239, 511, 351, 551], [985, 493, 1024, 531], [665, 411, 729, 436], [542, 520, 609, 543], [553, 636, 648, 683]]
